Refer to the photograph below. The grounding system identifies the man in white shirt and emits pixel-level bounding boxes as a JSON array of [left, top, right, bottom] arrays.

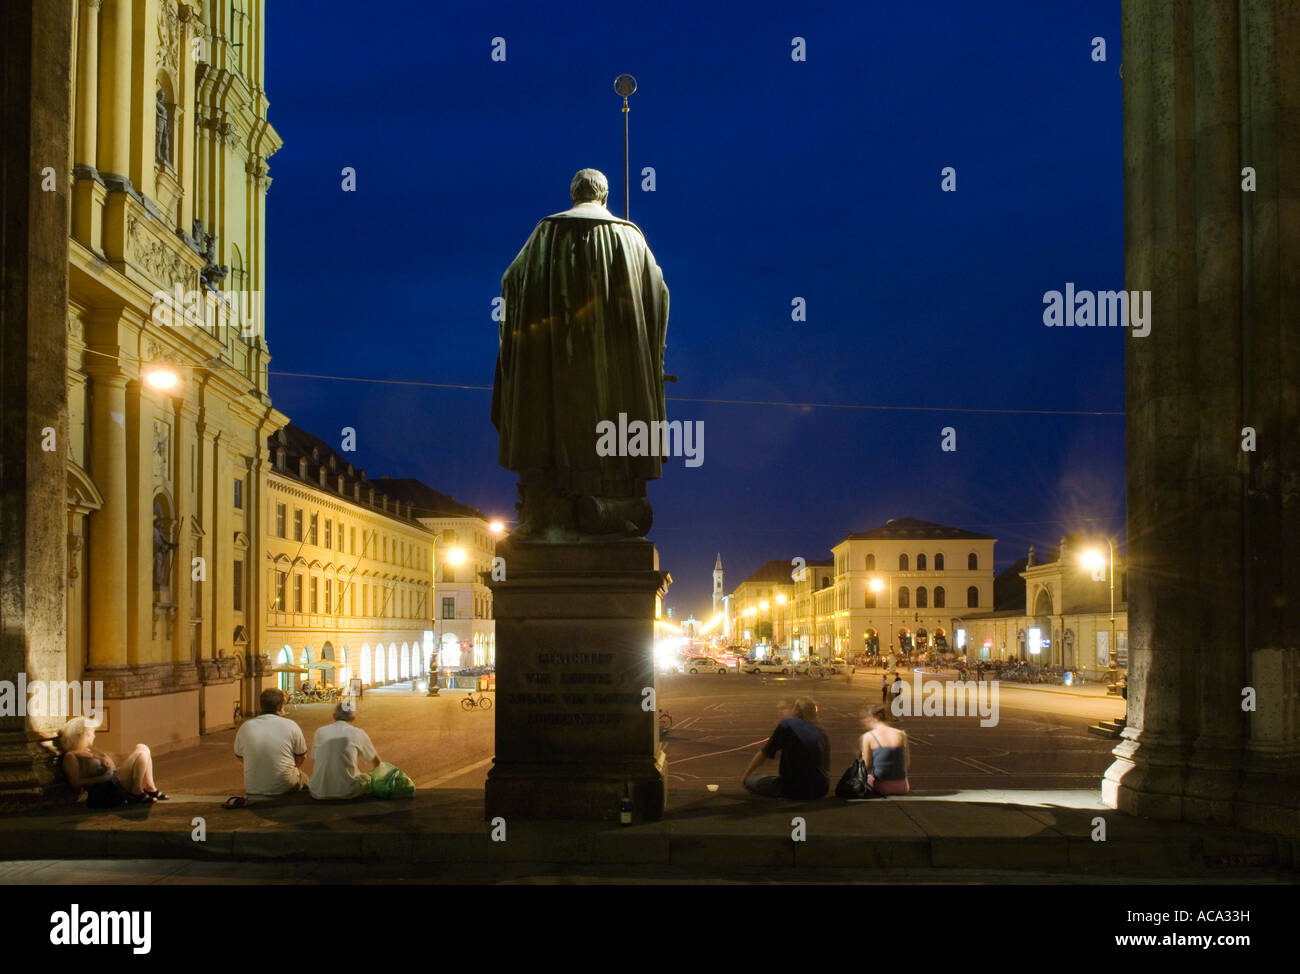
[[309, 700, 381, 800], [233, 688, 309, 797]]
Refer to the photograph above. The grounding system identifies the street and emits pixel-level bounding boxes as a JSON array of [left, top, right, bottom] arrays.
[[151, 671, 1125, 801]]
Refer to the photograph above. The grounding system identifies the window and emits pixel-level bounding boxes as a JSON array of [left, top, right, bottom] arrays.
[[898, 587, 910, 609], [275, 571, 286, 611], [350, 527, 356, 554], [865, 588, 877, 609], [232, 560, 243, 611], [233, 479, 243, 509], [309, 577, 318, 613], [898, 553, 909, 571], [442, 597, 456, 620], [966, 586, 979, 608], [917, 553, 928, 571], [293, 509, 303, 541], [934, 586, 946, 608], [968, 553, 978, 571], [293, 574, 303, 612], [309, 514, 318, 545], [325, 519, 332, 549], [935, 553, 945, 571], [442, 564, 456, 583], [275, 503, 286, 538], [866, 554, 875, 571], [916, 586, 928, 608], [325, 578, 332, 615]]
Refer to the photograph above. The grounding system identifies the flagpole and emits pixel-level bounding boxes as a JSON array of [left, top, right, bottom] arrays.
[[614, 74, 636, 220]]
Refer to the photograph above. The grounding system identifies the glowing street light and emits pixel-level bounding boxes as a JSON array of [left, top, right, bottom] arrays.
[[143, 364, 180, 391], [871, 575, 893, 668], [488, 520, 505, 535], [1080, 540, 1117, 677], [446, 546, 467, 566]]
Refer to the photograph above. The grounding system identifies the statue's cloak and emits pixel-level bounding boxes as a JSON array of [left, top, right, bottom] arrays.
[[492, 201, 669, 494]]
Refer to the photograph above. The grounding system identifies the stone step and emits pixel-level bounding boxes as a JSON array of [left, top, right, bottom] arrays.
[[1088, 719, 1126, 739]]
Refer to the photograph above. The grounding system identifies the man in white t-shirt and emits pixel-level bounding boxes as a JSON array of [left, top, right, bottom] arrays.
[[233, 688, 309, 797], [309, 700, 381, 800]]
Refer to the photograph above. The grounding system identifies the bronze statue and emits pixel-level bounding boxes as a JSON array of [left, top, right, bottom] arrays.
[[492, 169, 670, 540]]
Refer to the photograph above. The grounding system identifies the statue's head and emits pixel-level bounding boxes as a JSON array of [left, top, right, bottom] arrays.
[[570, 168, 609, 206]]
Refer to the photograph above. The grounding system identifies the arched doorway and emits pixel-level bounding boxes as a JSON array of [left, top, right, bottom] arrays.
[[277, 646, 294, 692], [388, 644, 399, 682], [864, 628, 879, 654], [360, 644, 371, 686], [440, 632, 460, 669], [320, 641, 335, 687], [373, 643, 385, 684], [400, 643, 410, 679]]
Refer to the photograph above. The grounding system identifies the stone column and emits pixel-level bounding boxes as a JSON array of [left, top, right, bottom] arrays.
[[0, 0, 73, 808], [95, 0, 131, 180], [86, 368, 129, 668], [71, 0, 105, 250], [1106, 1, 1300, 835], [73, 0, 99, 166]]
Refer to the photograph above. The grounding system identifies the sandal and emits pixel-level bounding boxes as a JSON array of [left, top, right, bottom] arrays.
[[221, 796, 250, 809], [145, 790, 170, 801], [133, 793, 157, 804]]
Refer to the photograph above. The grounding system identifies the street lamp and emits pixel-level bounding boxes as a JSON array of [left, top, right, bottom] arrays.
[[871, 576, 893, 673], [1080, 539, 1116, 678]]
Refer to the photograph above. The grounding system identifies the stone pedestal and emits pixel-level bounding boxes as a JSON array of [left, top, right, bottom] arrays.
[[485, 539, 670, 821]]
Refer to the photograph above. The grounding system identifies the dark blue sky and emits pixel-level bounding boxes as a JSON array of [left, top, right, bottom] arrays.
[[265, 1, 1124, 620]]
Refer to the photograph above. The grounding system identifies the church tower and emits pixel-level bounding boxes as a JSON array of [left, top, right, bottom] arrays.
[[713, 553, 724, 614]]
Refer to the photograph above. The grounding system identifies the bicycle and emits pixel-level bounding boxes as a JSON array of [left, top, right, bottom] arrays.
[[460, 691, 493, 712], [658, 709, 673, 733]]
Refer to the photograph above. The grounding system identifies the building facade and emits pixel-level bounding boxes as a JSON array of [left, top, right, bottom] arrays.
[[263, 429, 435, 696], [954, 534, 1129, 676], [65, 0, 284, 754], [729, 560, 796, 651], [375, 478, 498, 670], [830, 518, 996, 659]]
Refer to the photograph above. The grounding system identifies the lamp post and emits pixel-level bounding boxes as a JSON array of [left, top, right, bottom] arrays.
[[870, 576, 893, 674], [1081, 539, 1116, 678]]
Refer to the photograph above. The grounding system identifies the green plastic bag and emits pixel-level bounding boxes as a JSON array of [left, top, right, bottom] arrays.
[[370, 762, 415, 799]]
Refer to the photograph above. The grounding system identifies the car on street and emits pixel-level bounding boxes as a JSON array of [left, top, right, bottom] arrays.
[[679, 656, 730, 675], [744, 657, 793, 675]]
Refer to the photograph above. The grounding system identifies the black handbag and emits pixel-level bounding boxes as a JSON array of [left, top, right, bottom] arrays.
[[835, 755, 873, 799]]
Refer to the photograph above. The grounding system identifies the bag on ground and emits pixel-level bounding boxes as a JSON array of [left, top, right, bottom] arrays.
[[835, 755, 872, 799], [370, 762, 415, 799]]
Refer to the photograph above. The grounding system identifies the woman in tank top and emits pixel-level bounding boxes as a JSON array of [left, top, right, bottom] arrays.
[[60, 717, 167, 807], [859, 703, 910, 796]]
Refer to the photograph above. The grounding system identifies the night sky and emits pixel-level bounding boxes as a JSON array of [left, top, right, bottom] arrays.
[[265, 1, 1124, 620]]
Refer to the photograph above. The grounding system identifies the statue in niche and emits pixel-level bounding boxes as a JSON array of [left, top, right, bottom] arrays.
[[152, 502, 177, 591], [155, 90, 172, 166]]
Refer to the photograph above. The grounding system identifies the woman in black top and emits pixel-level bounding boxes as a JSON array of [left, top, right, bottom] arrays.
[[60, 717, 168, 806]]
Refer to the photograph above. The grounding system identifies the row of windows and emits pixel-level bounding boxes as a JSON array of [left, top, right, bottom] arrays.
[[851, 552, 979, 572], [273, 502, 427, 569], [863, 585, 980, 609], [272, 571, 428, 619]]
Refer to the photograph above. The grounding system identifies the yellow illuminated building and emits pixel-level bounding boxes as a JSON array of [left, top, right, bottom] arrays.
[[264, 429, 437, 695], [65, 0, 284, 754]]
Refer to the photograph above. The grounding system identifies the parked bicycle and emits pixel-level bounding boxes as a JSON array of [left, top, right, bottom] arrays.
[[658, 709, 673, 733], [460, 691, 493, 712]]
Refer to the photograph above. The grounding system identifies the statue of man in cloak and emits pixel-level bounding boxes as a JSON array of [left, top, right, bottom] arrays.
[[492, 168, 670, 541]]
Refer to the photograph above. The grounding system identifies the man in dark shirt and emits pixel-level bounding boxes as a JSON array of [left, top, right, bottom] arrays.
[[741, 698, 830, 799]]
